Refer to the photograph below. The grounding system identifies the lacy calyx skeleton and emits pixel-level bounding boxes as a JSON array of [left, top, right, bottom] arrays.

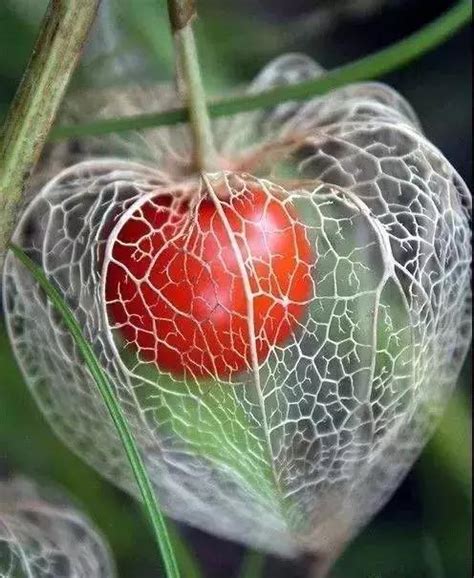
[[4, 55, 471, 558]]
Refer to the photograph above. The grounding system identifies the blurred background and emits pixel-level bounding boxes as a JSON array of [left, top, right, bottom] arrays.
[[0, 0, 471, 576]]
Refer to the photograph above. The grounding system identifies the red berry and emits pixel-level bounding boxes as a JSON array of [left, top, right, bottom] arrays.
[[105, 182, 313, 379]]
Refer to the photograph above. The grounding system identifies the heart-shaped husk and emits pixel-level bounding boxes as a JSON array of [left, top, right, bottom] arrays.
[[3, 55, 471, 561]]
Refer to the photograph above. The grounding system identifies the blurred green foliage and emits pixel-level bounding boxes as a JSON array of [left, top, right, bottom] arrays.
[[0, 1, 471, 577]]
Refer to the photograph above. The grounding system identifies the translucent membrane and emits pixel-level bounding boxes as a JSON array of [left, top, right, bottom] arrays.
[[0, 478, 114, 578], [4, 55, 471, 557]]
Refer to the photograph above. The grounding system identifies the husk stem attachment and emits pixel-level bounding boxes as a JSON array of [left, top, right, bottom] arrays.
[[167, 0, 219, 173]]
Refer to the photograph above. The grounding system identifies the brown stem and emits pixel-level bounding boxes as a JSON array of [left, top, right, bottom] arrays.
[[0, 0, 100, 262], [167, 0, 196, 31], [303, 551, 337, 578], [310, 556, 333, 578]]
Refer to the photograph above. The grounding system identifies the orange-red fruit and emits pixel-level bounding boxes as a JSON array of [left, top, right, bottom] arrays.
[[105, 184, 313, 379]]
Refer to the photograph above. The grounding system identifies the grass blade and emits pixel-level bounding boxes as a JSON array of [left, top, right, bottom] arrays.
[[8, 242, 182, 578], [50, 0, 472, 141]]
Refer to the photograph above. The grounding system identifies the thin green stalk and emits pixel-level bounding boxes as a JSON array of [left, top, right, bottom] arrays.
[[8, 243, 181, 578], [167, 0, 218, 171], [238, 550, 265, 578], [0, 0, 100, 260], [51, 0, 471, 141], [167, 522, 203, 578]]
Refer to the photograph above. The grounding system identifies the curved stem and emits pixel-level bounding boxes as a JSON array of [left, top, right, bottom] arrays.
[[167, 0, 218, 171], [0, 0, 100, 261], [9, 243, 182, 578], [51, 0, 471, 141]]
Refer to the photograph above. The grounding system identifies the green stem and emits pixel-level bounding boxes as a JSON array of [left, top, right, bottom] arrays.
[[167, 0, 218, 171], [238, 550, 265, 578], [8, 243, 181, 578], [51, 0, 471, 141], [0, 0, 100, 261], [167, 522, 203, 578]]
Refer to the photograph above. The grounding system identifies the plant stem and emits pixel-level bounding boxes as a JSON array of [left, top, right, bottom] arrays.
[[238, 550, 265, 578], [0, 0, 100, 261], [310, 557, 333, 578], [167, 0, 218, 172], [51, 0, 471, 141], [9, 243, 181, 578]]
